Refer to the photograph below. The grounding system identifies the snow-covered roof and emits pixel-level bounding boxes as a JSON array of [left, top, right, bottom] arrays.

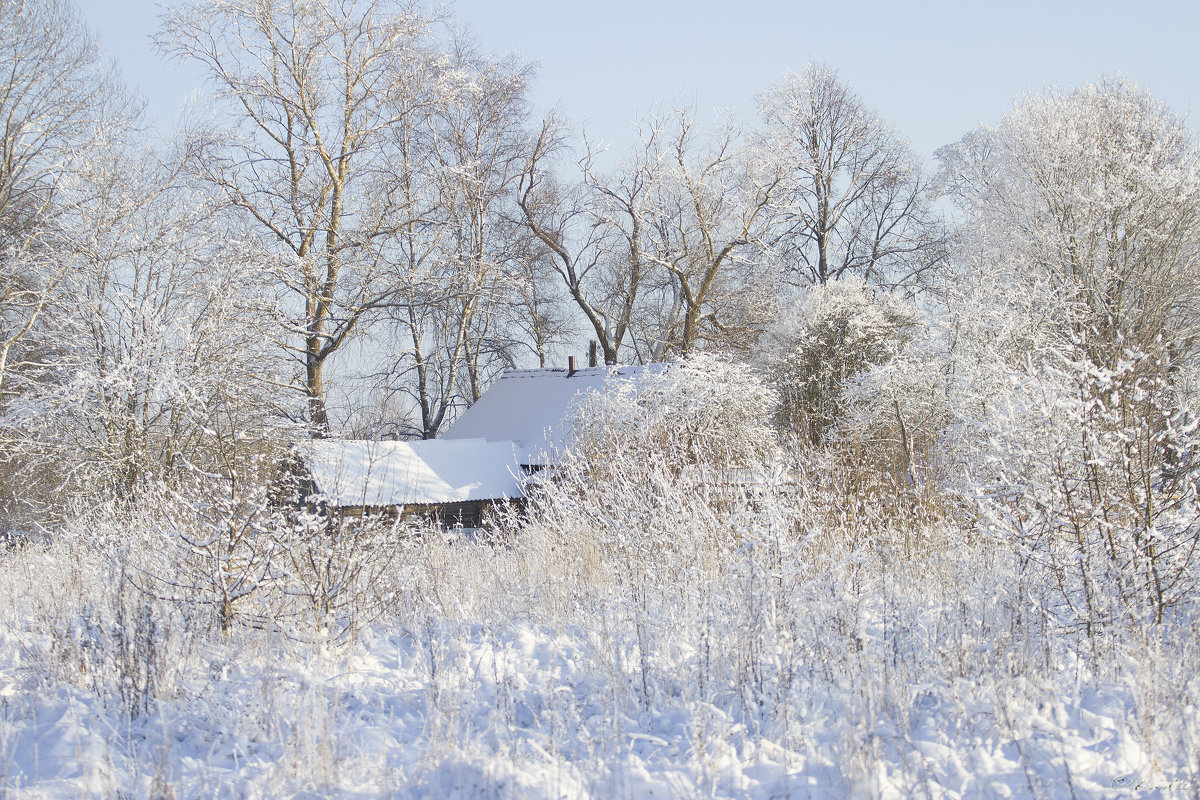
[[441, 364, 667, 465], [302, 438, 524, 507]]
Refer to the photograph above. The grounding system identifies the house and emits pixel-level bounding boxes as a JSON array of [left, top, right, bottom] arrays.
[[297, 362, 664, 526], [298, 438, 525, 528], [440, 362, 667, 469]]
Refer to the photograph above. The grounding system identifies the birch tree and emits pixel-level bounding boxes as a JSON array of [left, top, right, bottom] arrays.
[[158, 0, 442, 435], [377, 35, 538, 438]]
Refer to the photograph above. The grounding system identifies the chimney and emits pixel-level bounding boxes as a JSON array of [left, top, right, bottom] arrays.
[[567, 355, 576, 377]]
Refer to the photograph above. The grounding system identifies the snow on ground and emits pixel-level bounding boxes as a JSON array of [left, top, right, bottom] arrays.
[[1, 527, 1197, 799], [0, 619, 1188, 799]]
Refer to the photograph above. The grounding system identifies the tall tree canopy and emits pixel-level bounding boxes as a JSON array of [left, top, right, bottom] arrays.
[[758, 63, 941, 289], [159, 0, 444, 434], [937, 78, 1200, 372]]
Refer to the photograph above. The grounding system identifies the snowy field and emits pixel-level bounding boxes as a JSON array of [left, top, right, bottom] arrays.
[[3, 0, 1199, 795], [2, 503, 1196, 800]]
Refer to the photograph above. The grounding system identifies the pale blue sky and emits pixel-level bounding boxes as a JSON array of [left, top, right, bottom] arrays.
[[83, 0, 1200, 161]]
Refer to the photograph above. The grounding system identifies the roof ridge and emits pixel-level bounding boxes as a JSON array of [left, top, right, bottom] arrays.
[[498, 364, 662, 380]]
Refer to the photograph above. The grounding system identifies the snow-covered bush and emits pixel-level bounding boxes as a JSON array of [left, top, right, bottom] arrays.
[[525, 353, 783, 591], [936, 79, 1200, 631], [278, 507, 406, 646], [129, 464, 404, 644], [965, 342, 1200, 631], [568, 352, 780, 485], [133, 470, 286, 636], [828, 320, 958, 529], [762, 277, 923, 445]]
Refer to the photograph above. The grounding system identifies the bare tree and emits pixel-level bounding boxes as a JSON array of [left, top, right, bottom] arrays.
[[158, 0, 442, 435], [0, 0, 139, 398], [367, 33, 537, 439], [518, 116, 667, 366], [499, 233, 573, 368], [520, 109, 786, 364], [433, 38, 539, 402], [758, 63, 940, 288], [6, 144, 296, 503], [642, 108, 782, 358]]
